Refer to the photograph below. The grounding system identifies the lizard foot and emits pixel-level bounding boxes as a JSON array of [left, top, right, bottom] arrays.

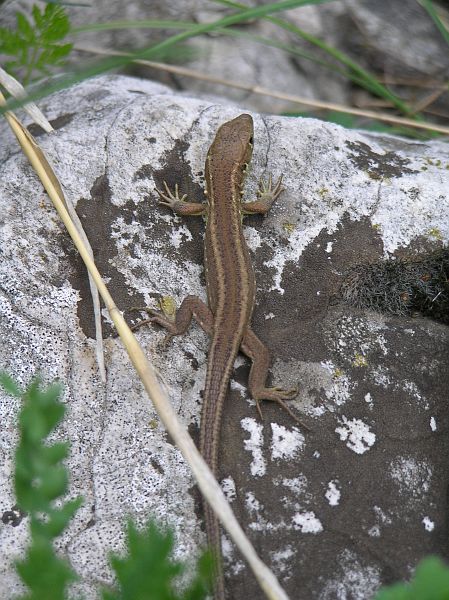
[[257, 173, 285, 206], [156, 182, 187, 211], [127, 305, 177, 347], [254, 386, 310, 430], [155, 182, 206, 216]]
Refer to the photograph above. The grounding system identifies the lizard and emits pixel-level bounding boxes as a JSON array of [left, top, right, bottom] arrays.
[[136, 113, 300, 599]]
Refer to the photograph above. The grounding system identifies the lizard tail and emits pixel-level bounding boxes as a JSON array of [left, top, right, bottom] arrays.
[[200, 336, 240, 600]]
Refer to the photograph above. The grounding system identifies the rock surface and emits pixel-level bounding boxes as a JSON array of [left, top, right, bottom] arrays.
[[1, 74, 449, 599], [3, 0, 448, 117]]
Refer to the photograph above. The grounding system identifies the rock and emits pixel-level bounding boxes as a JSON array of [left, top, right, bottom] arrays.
[[344, 0, 449, 76], [1, 0, 351, 112], [1, 74, 449, 599]]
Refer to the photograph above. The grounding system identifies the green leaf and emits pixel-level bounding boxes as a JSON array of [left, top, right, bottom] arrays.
[[36, 43, 73, 68], [0, 372, 22, 396], [41, 4, 70, 41], [10, 376, 81, 599], [2, 3, 72, 82], [16, 541, 78, 600], [106, 519, 181, 600], [32, 4, 44, 29], [16, 12, 35, 42], [419, 0, 449, 47], [182, 551, 213, 600], [0, 28, 23, 54], [374, 557, 449, 600], [104, 518, 210, 600], [44, 498, 83, 537]]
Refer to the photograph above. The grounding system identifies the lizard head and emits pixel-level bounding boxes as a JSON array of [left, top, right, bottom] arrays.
[[206, 113, 254, 181]]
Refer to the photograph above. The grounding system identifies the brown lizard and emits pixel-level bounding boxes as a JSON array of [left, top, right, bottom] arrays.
[[137, 114, 299, 599]]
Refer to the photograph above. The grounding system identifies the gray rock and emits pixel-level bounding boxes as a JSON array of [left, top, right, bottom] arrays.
[[1, 0, 351, 112], [344, 0, 449, 76], [1, 74, 449, 599]]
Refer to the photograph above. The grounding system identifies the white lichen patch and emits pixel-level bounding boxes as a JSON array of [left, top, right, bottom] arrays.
[[364, 392, 374, 408], [245, 491, 279, 533], [167, 223, 193, 249], [335, 416, 376, 454], [281, 476, 309, 496], [369, 365, 392, 388], [325, 480, 341, 506], [111, 212, 205, 307], [270, 423, 305, 460], [221, 477, 236, 502], [366, 505, 392, 537], [243, 225, 262, 251], [422, 516, 435, 532], [230, 379, 246, 397], [241, 417, 266, 477], [402, 379, 428, 409], [372, 178, 449, 255], [430, 416, 437, 431], [373, 505, 392, 525], [389, 456, 432, 499], [331, 315, 389, 366], [270, 545, 296, 576], [320, 360, 353, 407], [292, 511, 323, 534], [320, 549, 382, 599]]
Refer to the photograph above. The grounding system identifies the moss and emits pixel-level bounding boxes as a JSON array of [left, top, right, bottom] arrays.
[[340, 249, 449, 325]]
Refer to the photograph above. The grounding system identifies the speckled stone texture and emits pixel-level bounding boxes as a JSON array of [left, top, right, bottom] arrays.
[[1, 75, 449, 599]]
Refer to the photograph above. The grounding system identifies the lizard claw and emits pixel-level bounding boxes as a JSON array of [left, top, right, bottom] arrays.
[[253, 385, 310, 430], [257, 173, 285, 203], [156, 181, 187, 209]]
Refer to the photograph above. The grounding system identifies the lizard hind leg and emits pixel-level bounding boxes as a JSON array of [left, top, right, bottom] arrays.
[[241, 328, 309, 430], [129, 295, 214, 345]]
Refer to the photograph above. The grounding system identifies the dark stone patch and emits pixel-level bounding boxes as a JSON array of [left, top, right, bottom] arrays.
[[346, 140, 418, 179], [152, 136, 205, 212], [214, 214, 449, 599], [150, 456, 165, 475], [133, 164, 154, 181], [223, 308, 449, 600], [27, 112, 75, 137], [85, 89, 111, 104], [65, 172, 149, 339], [65, 163, 206, 338], [274, 215, 383, 331], [184, 350, 200, 370], [1, 505, 26, 527]]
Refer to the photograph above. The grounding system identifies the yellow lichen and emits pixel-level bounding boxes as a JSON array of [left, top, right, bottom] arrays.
[[160, 296, 177, 321], [282, 222, 296, 234], [353, 353, 368, 368]]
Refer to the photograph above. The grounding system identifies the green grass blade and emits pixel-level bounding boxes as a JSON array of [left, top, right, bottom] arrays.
[[72, 18, 351, 77], [71, 19, 196, 34], [211, 0, 414, 116], [419, 0, 449, 47], [0, 0, 333, 114]]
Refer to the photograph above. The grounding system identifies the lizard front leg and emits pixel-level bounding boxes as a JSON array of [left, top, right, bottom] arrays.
[[156, 181, 206, 216], [242, 173, 284, 215]]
